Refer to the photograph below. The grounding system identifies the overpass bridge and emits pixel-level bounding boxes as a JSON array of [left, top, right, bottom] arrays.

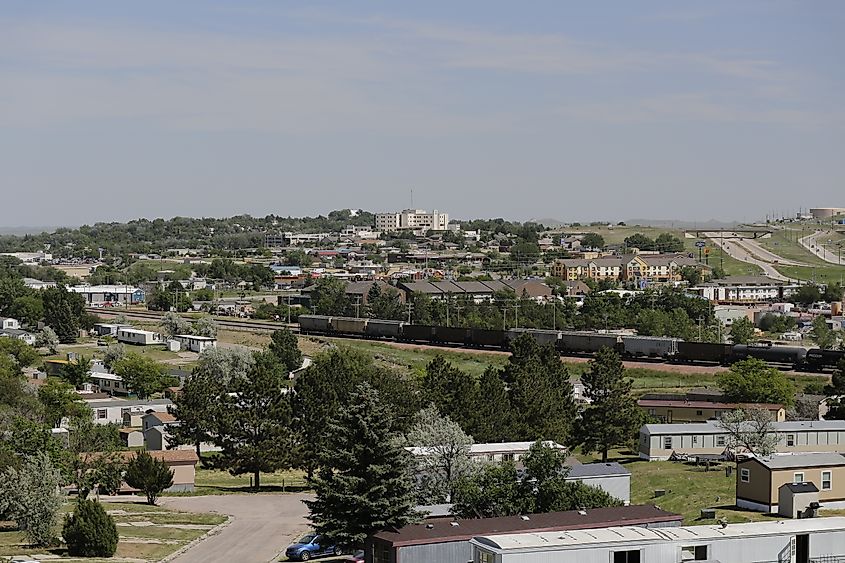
[[684, 228, 773, 239]]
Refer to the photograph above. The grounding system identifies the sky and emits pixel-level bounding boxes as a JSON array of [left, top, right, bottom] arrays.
[[1, 1, 843, 226]]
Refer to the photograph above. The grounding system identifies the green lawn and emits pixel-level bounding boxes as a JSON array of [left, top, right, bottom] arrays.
[[0, 501, 226, 561], [164, 466, 310, 495]]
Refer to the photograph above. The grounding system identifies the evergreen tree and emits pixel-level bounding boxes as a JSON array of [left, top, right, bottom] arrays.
[[42, 285, 84, 343], [571, 347, 643, 462], [305, 383, 418, 548], [824, 360, 845, 420], [37, 326, 60, 355], [124, 451, 174, 505], [466, 366, 513, 442], [0, 452, 64, 546], [420, 356, 478, 432], [63, 499, 119, 557], [60, 356, 90, 388], [268, 328, 303, 372], [213, 352, 294, 489], [500, 334, 575, 443], [810, 315, 839, 350]]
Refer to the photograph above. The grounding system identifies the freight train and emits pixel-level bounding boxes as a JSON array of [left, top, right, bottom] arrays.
[[298, 314, 845, 372]]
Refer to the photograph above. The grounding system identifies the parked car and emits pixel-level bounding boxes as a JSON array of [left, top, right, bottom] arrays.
[[285, 534, 341, 561], [344, 550, 365, 563]]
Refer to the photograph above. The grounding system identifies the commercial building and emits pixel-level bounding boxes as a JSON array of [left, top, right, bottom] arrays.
[[691, 276, 801, 302], [470, 517, 845, 563], [639, 420, 845, 461], [736, 453, 845, 512], [399, 279, 552, 303], [551, 254, 700, 284], [367, 505, 682, 563], [375, 209, 450, 232], [68, 285, 145, 305], [810, 207, 845, 219]]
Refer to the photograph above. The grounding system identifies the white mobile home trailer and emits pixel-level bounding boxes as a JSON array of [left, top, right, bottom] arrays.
[[471, 517, 845, 563], [117, 328, 163, 346]]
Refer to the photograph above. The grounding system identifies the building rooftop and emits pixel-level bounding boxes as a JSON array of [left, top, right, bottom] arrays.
[[473, 517, 845, 552], [566, 462, 630, 479], [781, 482, 819, 493], [745, 453, 845, 470], [637, 398, 784, 411], [83, 398, 172, 409], [642, 420, 845, 435], [372, 505, 682, 547]]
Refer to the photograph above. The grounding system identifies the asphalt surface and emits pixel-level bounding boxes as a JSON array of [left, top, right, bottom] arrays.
[[800, 230, 845, 266], [703, 232, 791, 281], [160, 493, 313, 563]]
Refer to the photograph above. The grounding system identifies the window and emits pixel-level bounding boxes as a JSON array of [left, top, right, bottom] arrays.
[[648, 409, 657, 416], [102, 380, 110, 387], [740, 468, 750, 483], [787, 434, 795, 447], [696, 410, 703, 416], [663, 436, 673, 450], [682, 545, 709, 560], [692, 436, 698, 445], [822, 471, 832, 490], [613, 550, 641, 563], [97, 409, 107, 420], [477, 550, 494, 563], [715, 410, 723, 418], [502, 453, 514, 462], [794, 472, 805, 483], [716, 435, 725, 447]]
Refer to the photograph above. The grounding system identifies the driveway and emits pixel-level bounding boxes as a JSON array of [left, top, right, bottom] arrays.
[[160, 494, 313, 563]]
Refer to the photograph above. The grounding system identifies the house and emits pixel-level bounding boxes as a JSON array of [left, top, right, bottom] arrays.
[[367, 505, 682, 563], [87, 450, 199, 493], [84, 398, 173, 425], [407, 442, 566, 470], [0, 317, 21, 330], [173, 334, 217, 354], [91, 323, 131, 337], [639, 420, 845, 461], [117, 328, 164, 346], [0, 328, 36, 346], [637, 392, 786, 423], [735, 453, 845, 512], [565, 462, 631, 504], [141, 411, 221, 453], [88, 372, 130, 396], [470, 517, 845, 563]]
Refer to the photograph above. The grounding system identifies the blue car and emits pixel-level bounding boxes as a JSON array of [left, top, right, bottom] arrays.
[[285, 533, 341, 561]]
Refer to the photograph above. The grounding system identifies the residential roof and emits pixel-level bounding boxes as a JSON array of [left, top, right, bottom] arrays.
[[371, 505, 682, 547], [637, 399, 784, 411], [781, 482, 819, 493], [642, 420, 845, 435], [174, 334, 217, 341], [566, 462, 630, 479], [83, 398, 173, 409], [473, 517, 845, 551], [743, 453, 845, 470], [144, 412, 177, 423]]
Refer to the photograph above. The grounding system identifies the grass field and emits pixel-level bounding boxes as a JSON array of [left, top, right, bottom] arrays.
[[752, 228, 845, 284], [160, 465, 310, 496], [0, 501, 226, 561]]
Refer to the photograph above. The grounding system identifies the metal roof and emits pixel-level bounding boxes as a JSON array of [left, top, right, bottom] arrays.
[[642, 420, 845, 435], [566, 462, 630, 479], [744, 453, 845, 470]]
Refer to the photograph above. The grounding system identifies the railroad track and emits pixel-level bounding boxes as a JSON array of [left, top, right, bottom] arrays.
[[89, 308, 298, 333]]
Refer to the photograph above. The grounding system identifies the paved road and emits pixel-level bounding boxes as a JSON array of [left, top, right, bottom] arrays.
[[703, 232, 791, 281], [731, 237, 808, 266], [160, 494, 313, 563], [799, 230, 845, 266]]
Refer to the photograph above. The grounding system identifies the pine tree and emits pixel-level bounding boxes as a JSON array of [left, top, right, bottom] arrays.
[[572, 347, 643, 462], [268, 328, 303, 372], [63, 499, 119, 557], [124, 451, 174, 505], [213, 352, 294, 489], [466, 366, 513, 442], [42, 285, 84, 343], [421, 356, 478, 432], [305, 382, 418, 549]]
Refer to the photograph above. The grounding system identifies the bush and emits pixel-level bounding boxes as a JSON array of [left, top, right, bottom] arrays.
[[124, 451, 174, 505], [63, 499, 118, 557]]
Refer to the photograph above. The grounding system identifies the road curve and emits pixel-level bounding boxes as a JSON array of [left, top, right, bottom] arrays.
[[799, 230, 845, 266], [160, 493, 313, 563], [703, 232, 791, 281]]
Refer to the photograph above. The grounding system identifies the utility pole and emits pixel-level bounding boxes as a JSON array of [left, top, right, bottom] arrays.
[[354, 297, 361, 318], [406, 301, 413, 323], [513, 301, 520, 328], [552, 298, 556, 331], [698, 316, 704, 341], [287, 294, 291, 324]]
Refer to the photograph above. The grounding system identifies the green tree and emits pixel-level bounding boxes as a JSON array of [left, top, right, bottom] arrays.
[[580, 233, 605, 250], [420, 356, 478, 433], [161, 312, 191, 338], [37, 326, 59, 355], [823, 360, 845, 420], [654, 232, 685, 252], [623, 233, 655, 251], [124, 451, 174, 505], [793, 284, 822, 306], [467, 366, 514, 442], [500, 335, 575, 443], [729, 316, 756, 344], [193, 316, 218, 338], [112, 354, 171, 399], [170, 348, 253, 459], [8, 295, 43, 327], [405, 405, 475, 503], [717, 358, 795, 406], [60, 356, 91, 388], [0, 452, 64, 546], [367, 284, 404, 320], [572, 347, 644, 462], [213, 352, 294, 489], [305, 383, 418, 549], [38, 378, 88, 427], [63, 499, 119, 557], [310, 277, 350, 316], [0, 337, 38, 368], [64, 418, 124, 499], [268, 328, 303, 372], [42, 285, 85, 343], [451, 462, 529, 519], [810, 315, 839, 350], [680, 266, 702, 286]]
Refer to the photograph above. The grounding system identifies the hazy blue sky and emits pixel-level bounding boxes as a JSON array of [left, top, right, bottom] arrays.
[[1, 1, 843, 226]]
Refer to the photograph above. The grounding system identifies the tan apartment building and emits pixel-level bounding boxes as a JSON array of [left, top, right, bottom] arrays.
[[639, 420, 845, 461], [736, 453, 845, 512], [552, 253, 701, 284], [638, 395, 786, 423]]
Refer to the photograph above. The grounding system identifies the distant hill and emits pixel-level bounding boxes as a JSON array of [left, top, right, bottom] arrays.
[[0, 226, 66, 235], [623, 218, 742, 229]]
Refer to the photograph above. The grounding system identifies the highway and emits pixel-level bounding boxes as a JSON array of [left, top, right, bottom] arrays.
[[799, 230, 845, 266], [702, 232, 792, 281]]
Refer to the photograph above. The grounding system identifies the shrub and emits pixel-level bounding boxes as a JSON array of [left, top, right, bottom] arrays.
[[63, 499, 119, 557], [124, 451, 174, 505]]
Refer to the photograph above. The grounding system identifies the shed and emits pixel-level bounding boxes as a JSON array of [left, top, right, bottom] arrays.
[[565, 462, 631, 503], [778, 482, 820, 519]]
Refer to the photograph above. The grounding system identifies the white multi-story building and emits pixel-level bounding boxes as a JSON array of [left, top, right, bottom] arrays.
[[375, 209, 449, 232]]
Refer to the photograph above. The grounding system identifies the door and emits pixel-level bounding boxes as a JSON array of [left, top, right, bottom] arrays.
[[667, 409, 673, 423], [796, 534, 809, 563]]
